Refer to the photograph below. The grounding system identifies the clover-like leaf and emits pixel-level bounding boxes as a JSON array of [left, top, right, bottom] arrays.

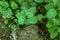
[[52, 18, 60, 25], [53, 0, 60, 6], [10, 1, 18, 9], [16, 0, 25, 5], [46, 9, 57, 19], [4, 19, 8, 24], [34, 0, 43, 3], [10, 24, 17, 30], [36, 14, 44, 21], [25, 16, 38, 25], [45, 3, 54, 10], [3, 1, 9, 8], [25, 7, 36, 18], [4, 8, 13, 18], [18, 16, 26, 25], [46, 22, 52, 28], [50, 31, 58, 39], [16, 12, 26, 25]]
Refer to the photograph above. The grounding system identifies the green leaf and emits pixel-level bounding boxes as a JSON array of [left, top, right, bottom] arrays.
[[25, 16, 38, 25], [21, 2, 30, 10], [34, 0, 43, 3], [25, 7, 36, 18], [18, 16, 26, 25], [16, 11, 25, 18], [48, 26, 57, 33], [0, 1, 9, 9], [16, 12, 26, 25], [57, 27, 60, 32], [4, 8, 13, 18], [44, 0, 52, 3], [0, 7, 3, 13], [36, 14, 44, 21], [53, 0, 60, 6], [52, 18, 60, 25], [58, 13, 60, 18], [46, 22, 52, 28], [10, 1, 18, 9], [4, 19, 8, 24], [0, 1, 3, 6], [45, 3, 54, 10], [14, 19, 18, 24], [16, 0, 25, 5], [10, 24, 17, 30], [46, 9, 57, 19], [48, 26, 58, 39], [0, 8, 12, 18], [3, 1, 9, 8], [50, 31, 58, 39]]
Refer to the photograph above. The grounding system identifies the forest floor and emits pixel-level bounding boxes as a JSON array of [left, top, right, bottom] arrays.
[[0, 16, 58, 40]]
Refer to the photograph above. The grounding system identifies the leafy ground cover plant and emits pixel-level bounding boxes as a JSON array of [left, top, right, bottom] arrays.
[[0, 0, 60, 40]]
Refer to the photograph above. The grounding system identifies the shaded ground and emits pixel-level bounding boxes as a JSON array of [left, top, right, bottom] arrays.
[[0, 16, 51, 40], [0, 1, 59, 40], [0, 15, 11, 40], [0, 15, 58, 40]]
